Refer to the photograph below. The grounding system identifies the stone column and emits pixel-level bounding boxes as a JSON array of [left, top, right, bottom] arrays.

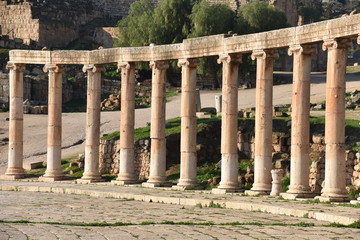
[[2, 63, 25, 180], [113, 62, 137, 185], [173, 58, 199, 190], [78, 64, 105, 183], [143, 61, 170, 188], [316, 39, 351, 202], [281, 45, 316, 199], [213, 53, 242, 194], [40, 64, 65, 182], [246, 50, 278, 195]]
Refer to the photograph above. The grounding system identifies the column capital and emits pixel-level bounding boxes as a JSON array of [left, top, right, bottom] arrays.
[[288, 44, 317, 56], [118, 62, 136, 70], [177, 58, 199, 68], [251, 50, 279, 61], [322, 38, 352, 51], [6, 62, 25, 72], [217, 53, 242, 64], [82, 64, 105, 73], [43, 64, 64, 73], [149, 61, 169, 70]]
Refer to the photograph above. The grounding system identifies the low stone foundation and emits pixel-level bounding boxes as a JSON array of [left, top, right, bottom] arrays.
[[98, 120, 360, 191]]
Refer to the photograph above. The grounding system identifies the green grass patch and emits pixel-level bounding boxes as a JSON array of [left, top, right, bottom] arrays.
[[101, 116, 221, 141], [25, 156, 84, 179], [347, 66, 360, 75]]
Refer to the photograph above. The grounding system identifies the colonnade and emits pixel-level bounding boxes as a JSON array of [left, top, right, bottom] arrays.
[[2, 15, 359, 202]]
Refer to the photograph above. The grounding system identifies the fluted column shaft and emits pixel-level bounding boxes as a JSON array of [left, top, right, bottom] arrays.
[[4, 63, 25, 179], [215, 53, 241, 192], [284, 45, 316, 198], [116, 62, 137, 184], [42, 64, 64, 181], [176, 58, 199, 189], [318, 39, 351, 202], [144, 61, 169, 186], [249, 50, 278, 194], [80, 64, 105, 182]]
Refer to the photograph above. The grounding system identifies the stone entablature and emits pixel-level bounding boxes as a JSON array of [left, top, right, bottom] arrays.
[[9, 14, 360, 64]]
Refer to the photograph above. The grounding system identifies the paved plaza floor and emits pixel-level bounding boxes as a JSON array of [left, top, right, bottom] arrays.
[[0, 180, 360, 239]]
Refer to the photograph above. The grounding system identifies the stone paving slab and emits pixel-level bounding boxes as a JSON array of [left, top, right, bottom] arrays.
[[1, 180, 360, 226], [1, 223, 360, 240], [1, 190, 360, 239]]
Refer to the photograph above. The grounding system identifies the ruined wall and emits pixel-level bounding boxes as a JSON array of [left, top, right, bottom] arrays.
[[99, 120, 360, 191], [90, 0, 138, 18], [94, 27, 119, 48], [0, 0, 104, 48], [0, 1, 40, 44]]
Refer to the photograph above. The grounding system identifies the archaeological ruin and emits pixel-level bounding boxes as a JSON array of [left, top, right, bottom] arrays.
[[2, 14, 360, 203]]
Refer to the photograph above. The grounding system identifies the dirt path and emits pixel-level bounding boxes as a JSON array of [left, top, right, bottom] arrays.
[[0, 73, 359, 173]]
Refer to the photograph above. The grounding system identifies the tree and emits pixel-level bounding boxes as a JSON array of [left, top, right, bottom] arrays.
[[115, 0, 155, 47], [189, 0, 236, 87], [189, 0, 235, 37], [151, 0, 194, 44], [239, 1, 288, 33]]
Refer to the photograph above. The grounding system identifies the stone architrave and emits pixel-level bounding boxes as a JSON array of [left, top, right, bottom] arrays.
[[213, 53, 242, 194], [78, 64, 105, 183], [40, 64, 65, 182], [245, 50, 278, 196], [281, 44, 316, 199], [316, 39, 352, 202], [143, 61, 170, 188], [173, 58, 199, 190], [113, 62, 137, 185], [2, 63, 26, 180]]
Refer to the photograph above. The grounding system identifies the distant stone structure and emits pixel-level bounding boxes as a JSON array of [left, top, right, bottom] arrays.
[[0, 0, 298, 49]]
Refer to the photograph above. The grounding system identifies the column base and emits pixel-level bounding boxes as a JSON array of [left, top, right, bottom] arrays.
[[5, 168, 25, 177], [0, 174, 25, 180], [172, 184, 202, 191], [280, 192, 316, 200], [112, 179, 138, 185], [244, 190, 270, 196], [315, 195, 349, 203], [142, 182, 173, 188], [212, 187, 244, 194], [38, 176, 66, 182]]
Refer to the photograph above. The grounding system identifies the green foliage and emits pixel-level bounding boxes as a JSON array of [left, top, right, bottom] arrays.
[[281, 176, 290, 192], [239, 160, 253, 175], [103, 64, 119, 79], [347, 185, 360, 199], [152, 0, 193, 44], [0, 48, 10, 61], [296, 0, 323, 23], [189, 1, 235, 37], [208, 201, 222, 208], [115, 0, 155, 47], [239, 1, 288, 33], [196, 163, 221, 186]]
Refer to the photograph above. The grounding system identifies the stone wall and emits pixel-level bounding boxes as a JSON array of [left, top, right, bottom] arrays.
[[99, 120, 360, 191], [94, 27, 119, 48], [90, 0, 137, 19], [0, 1, 40, 45], [0, 0, 103, 48]]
